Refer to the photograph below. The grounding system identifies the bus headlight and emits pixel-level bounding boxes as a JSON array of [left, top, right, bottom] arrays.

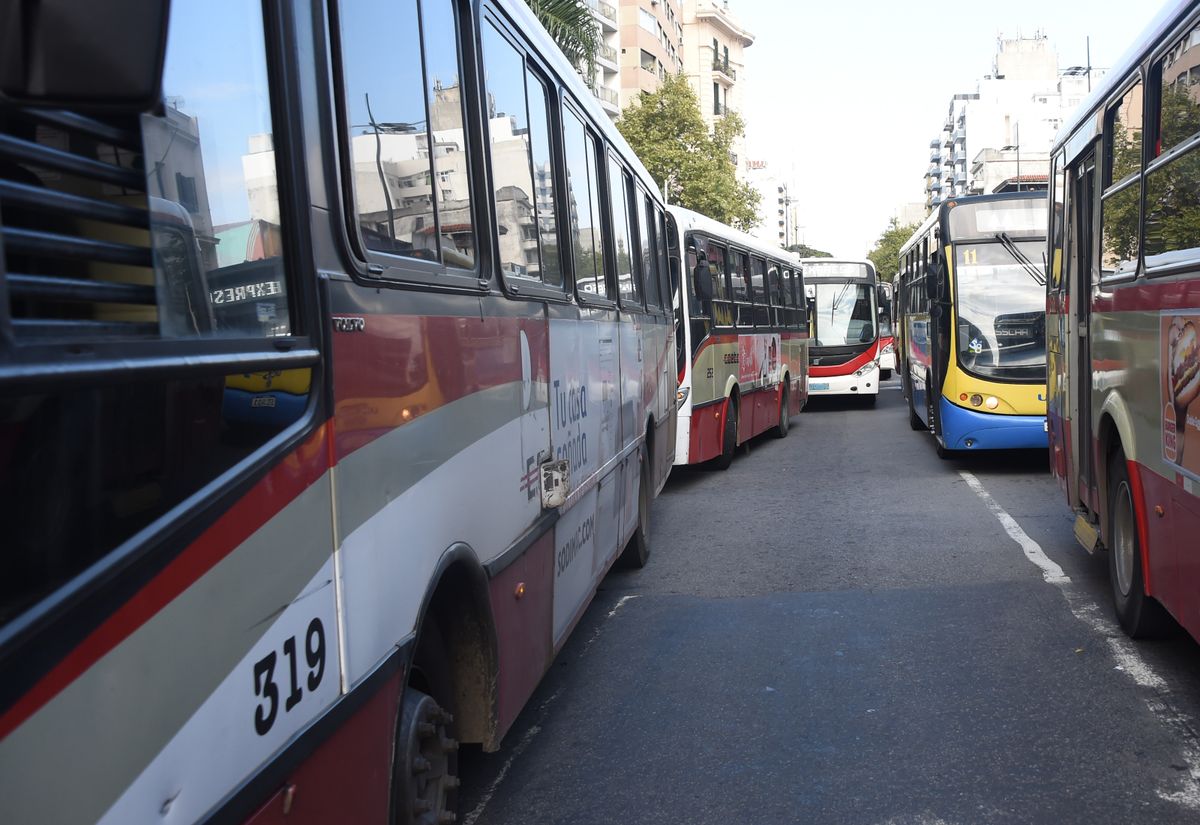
[[985, 396, 999, 410], [854, 361, 878, 377], [970, 393, 983, 406], [881, 342, 894, 355], [676, 387, 690, 408]]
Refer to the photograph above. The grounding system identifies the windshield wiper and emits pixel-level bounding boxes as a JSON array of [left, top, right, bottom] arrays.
[[996, 232, 1046, 286]]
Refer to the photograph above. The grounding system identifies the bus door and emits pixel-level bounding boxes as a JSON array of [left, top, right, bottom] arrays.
[[1070, 148, 1099, 512]]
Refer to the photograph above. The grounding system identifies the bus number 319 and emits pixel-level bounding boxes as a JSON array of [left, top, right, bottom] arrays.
[[252, 618, 326, 736]]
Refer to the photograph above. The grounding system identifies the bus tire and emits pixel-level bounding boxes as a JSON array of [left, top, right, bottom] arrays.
[[397, 620, 459, 825], [772, 383, 790, 438], [712, 395, 738, 470], [907, 390, 924, 431], [881, 369, 892, 380], [1107, 450, 1171, 639], [619, 449, 652, 568]]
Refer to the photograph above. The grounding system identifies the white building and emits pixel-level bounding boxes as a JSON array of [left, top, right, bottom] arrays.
[[587, 0, 622, 120], [924, 34, 1106, 211], [681, 0, 754, 173]]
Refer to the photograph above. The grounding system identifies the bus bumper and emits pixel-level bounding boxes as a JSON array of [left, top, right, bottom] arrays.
[[808, 363, 880, 396], [939, 398, 1047, 450], [674, 411, 693, 465]]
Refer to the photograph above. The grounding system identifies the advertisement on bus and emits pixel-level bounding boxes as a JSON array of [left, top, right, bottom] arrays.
[[1163, 312, 1200, 476]]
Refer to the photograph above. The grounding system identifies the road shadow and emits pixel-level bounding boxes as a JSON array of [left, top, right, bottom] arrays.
[[801, 395, 884, 413]]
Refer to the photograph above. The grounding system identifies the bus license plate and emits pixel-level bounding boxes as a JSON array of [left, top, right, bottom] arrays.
[[811, 382, 829, 391]]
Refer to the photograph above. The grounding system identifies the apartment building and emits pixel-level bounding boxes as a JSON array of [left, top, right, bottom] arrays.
[[586, 0, 622, 119], [681, 0, 753, 136], [617, 0, 685, 110], [923, 34, 1105, 211]]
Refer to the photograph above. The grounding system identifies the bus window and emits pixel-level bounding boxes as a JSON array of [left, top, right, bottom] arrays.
[[421, 0, 475, 267], [707, 242, 732, 327], [609, 158, 640, 306], [562, 106, 606, 297], [525, 69, 562, 286], [638, 191, 662, 308], [1146, 32, 1200, 269], [656, 206, 671, 308], [1100, 79, 1143, 279], [342, 0, 476, 269], [751, 256, 769, 326], [482, 22, 543, 281]]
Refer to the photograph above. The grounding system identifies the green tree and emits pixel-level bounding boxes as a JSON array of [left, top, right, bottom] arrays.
[[786, 243, 832, 258], [867, 217, 919, 281], [525, 0, 600, 84], [617, 73, 761, 231]]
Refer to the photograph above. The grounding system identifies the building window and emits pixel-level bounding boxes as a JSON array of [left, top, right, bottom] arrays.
[[713, 81, 721, 115]]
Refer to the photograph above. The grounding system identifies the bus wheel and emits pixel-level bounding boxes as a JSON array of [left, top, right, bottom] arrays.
[[881, 369, 892, 380], [772, 384, 790, 438], [712, 395, 738, 470], [619, 449, 652, 568], [907, 389, 924, 431], [1107, 450, 1171, 638], [397, 623, 459, 824]]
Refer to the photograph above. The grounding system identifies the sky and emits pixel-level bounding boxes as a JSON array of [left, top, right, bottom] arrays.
[[735, 0, 1167, 259]]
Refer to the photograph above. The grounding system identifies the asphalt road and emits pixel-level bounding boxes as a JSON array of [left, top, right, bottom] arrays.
[[460, 377, 1200, 825]]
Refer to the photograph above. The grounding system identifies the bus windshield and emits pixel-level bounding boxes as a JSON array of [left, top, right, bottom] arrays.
[[953, 239, 1047, 381], [813, 282, 876, 347]]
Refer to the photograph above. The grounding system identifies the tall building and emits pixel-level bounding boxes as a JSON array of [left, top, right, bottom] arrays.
[[617, 0, 684, 110], [587, 0, 621, 120], [923, 34, 1105, 211], [681, 0, 754, 159]]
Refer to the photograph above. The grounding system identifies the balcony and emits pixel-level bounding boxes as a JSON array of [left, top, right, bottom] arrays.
[[930, 151, 942, 164], [593, 84, 618, 106], [954, 172, 967, 186], [597, 44, 617, 67], [953, 129, 965, 144], [588, 0, 617, 30], [929, 138, 940, 148], [712, 58, 737, 82]]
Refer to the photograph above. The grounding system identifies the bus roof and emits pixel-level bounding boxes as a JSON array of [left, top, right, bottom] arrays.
[[668, 205, 802, 266], [898, 192, 1046, 258], [1053, 0, 1193, 153], [499, 0, 663, 200], [798, 258, 877, 282]]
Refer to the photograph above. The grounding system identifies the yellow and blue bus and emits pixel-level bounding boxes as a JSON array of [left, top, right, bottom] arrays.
[[895, 192, 1048, 458]]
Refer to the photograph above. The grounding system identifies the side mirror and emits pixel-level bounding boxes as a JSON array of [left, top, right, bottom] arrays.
[[693, 263, 713, 302], [1, 0, 169, 111]]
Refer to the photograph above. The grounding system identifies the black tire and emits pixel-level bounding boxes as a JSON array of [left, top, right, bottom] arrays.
[[712, 395, 738, 470], [772, 382, 790, 438], [881, 369, 892, 381], [619, 450, 652, 568], [1107, 450, 1172, 638], [907, 390, 924, 431], [397, 620, 459, 825]]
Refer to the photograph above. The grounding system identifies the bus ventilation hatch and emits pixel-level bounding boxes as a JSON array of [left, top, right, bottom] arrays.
[[0, 107, 157, 343]]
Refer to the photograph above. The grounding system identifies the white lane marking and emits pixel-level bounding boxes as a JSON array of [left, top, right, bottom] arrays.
[[960, 472, 1069, 584], [960, 470, 1200, 809], [462, 594, 640, 825]]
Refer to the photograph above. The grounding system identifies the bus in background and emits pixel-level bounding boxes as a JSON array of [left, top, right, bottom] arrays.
[[802, 259, 884, 403], [878, 280, 896, 380], [0, 1, 676, 823], [1049, 0, 1200, 642], [896, 192, 1048, 459], [669, 207, 809, 469]]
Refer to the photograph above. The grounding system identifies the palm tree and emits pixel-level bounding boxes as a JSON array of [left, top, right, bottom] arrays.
[[525, 0, 600, 86]]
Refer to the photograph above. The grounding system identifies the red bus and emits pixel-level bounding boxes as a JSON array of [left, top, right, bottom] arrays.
[[669, 207, 810, 468], [802, 259, 886, 404], [0, 0, 676, 822], [1048, 0, 1200, 640]]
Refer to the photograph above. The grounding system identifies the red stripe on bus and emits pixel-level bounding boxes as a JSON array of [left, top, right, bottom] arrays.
[[1128, 459, 1155, 597], [331, 315, 548, 461], [0, 425, 332, 741], [810, 342, 878, 377], [1091, 278, 1200, 314]]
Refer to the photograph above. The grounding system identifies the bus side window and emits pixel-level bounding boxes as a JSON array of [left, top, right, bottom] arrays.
[[707, 242, 731, 327], [1146, 34, 1200, 270], [608, 157, 641, 307], [562, 105, 607, 298], [1099, 78, 1143, 280], [637, 189, 662, 309], [751, 256, 769, 326], [340, 0, 476, 271], [655, 206, 671, 309], [524, 69, 563, 286]]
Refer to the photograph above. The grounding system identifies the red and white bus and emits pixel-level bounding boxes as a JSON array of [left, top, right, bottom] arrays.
[[669, 207, 809, 468], [1048, 0, 1200, 640], [0, 1, 676, 823], [802, 259, 885, 403], [878, 280, 896, 380]]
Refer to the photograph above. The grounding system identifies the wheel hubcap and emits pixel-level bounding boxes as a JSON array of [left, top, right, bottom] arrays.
[[398, 691, 458, 824], [1113, 480, 1136, 599]]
